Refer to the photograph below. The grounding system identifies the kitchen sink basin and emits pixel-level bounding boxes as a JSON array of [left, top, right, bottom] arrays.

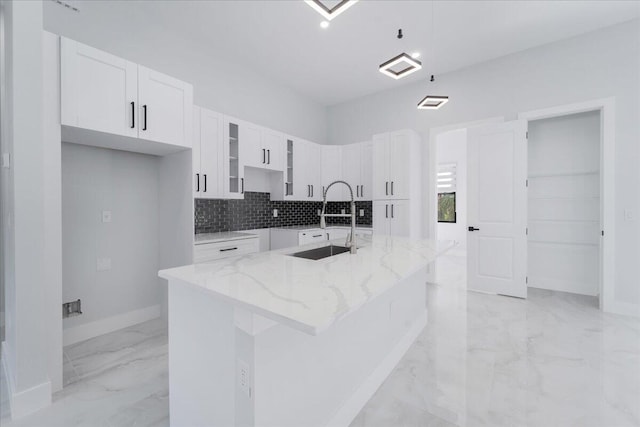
[[289, 245, 351, 260]]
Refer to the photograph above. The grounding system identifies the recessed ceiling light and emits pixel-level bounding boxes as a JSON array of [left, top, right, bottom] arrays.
[[411, 52, 421, 59], [305, 0, 359, 21], [417, 95, 449, 110], [379, 53, 422, 80], [320, 20, 330, 29]]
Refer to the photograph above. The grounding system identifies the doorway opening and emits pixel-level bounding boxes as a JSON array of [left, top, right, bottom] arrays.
[[527, 111, 601, 304]]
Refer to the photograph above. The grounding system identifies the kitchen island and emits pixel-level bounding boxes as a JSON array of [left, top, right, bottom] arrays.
[[159, 235, 453, 427]]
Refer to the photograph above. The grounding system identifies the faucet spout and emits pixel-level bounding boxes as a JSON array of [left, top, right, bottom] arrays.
[[320, 180, 357, 254]]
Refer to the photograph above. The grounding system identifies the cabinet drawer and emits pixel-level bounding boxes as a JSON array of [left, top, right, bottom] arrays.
[[298, 231, 328, 245], [194, 238, 259, 263]]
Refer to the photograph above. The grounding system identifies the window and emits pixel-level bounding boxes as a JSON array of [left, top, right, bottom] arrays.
[[438, 192, 456, 223], [437, 163, 457, 223]]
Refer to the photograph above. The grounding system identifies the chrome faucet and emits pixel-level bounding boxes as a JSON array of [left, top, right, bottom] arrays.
[[320, 180, 357, 254]]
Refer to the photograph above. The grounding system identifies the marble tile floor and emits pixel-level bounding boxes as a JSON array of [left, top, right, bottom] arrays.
[[1, 255, 639, 427]]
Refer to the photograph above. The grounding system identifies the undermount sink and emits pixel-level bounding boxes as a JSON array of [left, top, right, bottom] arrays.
[[289, 245, 351, 260]]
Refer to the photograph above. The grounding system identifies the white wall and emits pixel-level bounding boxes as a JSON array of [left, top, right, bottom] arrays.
[[42, 2, 327, 145], [327, 20, 640, 311], [436, 129, 467, 253], [528, 111, 600, 296], [62, 143, 161, 338]]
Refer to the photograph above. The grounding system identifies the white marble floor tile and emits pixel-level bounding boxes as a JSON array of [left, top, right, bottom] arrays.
[[0, 253, 638, 427]]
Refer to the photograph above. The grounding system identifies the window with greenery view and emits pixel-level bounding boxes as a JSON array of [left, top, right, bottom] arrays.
[[438, 192, 456, 223]]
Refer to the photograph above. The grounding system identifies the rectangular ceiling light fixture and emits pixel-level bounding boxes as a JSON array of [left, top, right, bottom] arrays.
[[305, 0, 359, 21], [379, 53, 422, 80], [417, 95, 449, 110]]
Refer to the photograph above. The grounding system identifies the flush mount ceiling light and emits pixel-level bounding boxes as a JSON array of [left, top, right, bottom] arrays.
[[417, 95, 449, 110], [379, 53, 422, 80], [305, 0, 359, 21]]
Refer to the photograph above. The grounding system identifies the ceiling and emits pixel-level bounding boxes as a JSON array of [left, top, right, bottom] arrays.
[[50, 0, 640, 106]]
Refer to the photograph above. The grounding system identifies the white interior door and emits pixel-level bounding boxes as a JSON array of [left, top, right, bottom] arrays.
[[467, 120, 528, 298]]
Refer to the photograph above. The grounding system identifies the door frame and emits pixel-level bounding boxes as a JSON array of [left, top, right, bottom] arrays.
[[518, 97, 615, 314], [425, 116, 505, 283]]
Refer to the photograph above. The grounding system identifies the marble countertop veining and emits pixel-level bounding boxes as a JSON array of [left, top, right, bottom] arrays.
[[194, 231, 259, 245], [160, 236, 454, 335]]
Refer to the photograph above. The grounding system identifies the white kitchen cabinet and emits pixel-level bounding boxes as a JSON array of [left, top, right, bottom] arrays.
[[341, 141, 373, 200], [138, 66, 193, 148], [291, 139, 321, 201], [321, 145, 344, 201], [373, 200, 410, 237], [223, 117, 246, 199], [262, 128, 285, 172], [193, 106, 223, 198], [243, 124, 285, 172], [194, 237, 259, 263], [372, 131, 416, 200], [298, 230, 329, 245], [61, 37, 193, 151], [372, 130, 422, 239], [61, 37, 138, 138]]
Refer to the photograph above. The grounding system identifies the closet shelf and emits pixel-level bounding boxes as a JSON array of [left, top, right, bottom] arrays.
[[528, 170, 599, 178]]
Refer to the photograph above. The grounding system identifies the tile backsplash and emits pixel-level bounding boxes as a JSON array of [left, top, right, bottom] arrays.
[[195, 192, 372, 234]]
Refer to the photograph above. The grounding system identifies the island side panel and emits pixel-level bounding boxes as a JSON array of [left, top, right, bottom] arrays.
[[168, 280, 236, 427], [252, 267, 428, 427]]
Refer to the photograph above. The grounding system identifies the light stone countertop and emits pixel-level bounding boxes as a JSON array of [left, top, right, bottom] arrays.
[[271, 225, 373, 232], [160, 236, 454, 335]]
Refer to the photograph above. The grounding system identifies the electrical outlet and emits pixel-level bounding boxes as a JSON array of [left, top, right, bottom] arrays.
[[102, 210, 112, 223], [360, 209, 365, 217], [341, 209, 346, 214], [317, 209, 321, 216], [273, 209, 278, 218], [97, 257, 111, 271], [237, 359, 251, 398], [1, 153, 10, 168], [624, 209, 635, 221]]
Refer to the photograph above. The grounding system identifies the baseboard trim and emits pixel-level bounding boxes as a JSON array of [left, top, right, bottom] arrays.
[[327, 311, 428, 427], [63, 305, 161, 346], [605, 300, 640, 318], [528, 278, 598, 297], [1, 342, 52, 419]]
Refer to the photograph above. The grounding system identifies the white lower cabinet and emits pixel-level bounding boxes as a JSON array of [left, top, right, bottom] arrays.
[[194, 237, 259, 263], [373, 200, 411, 237], [298, 230, 329, 245]]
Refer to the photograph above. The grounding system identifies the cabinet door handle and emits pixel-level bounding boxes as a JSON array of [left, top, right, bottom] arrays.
[[142, 105, 147, 131], [130, 102, 135, 129], [196, 173, 200, 192], [241, 178, 244, 194], [361, 185, 364, 198], [219, 247, 238, 252], [468, 227, 480, 232], [385, 204, 388, 218], [267, 149, 270, 164], [391, 181, 394, 195], [312, 234, 323, 238], [391, 204, 394, 218], [385, 181, 389, 196], [311, 185, 313, 197], [203, 174, 207, 193], [356, 186, 360, 198], [262, 149, 266, 164]]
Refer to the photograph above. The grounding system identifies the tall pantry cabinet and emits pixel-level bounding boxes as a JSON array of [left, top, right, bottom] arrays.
[[372, 130, 422, 239]]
